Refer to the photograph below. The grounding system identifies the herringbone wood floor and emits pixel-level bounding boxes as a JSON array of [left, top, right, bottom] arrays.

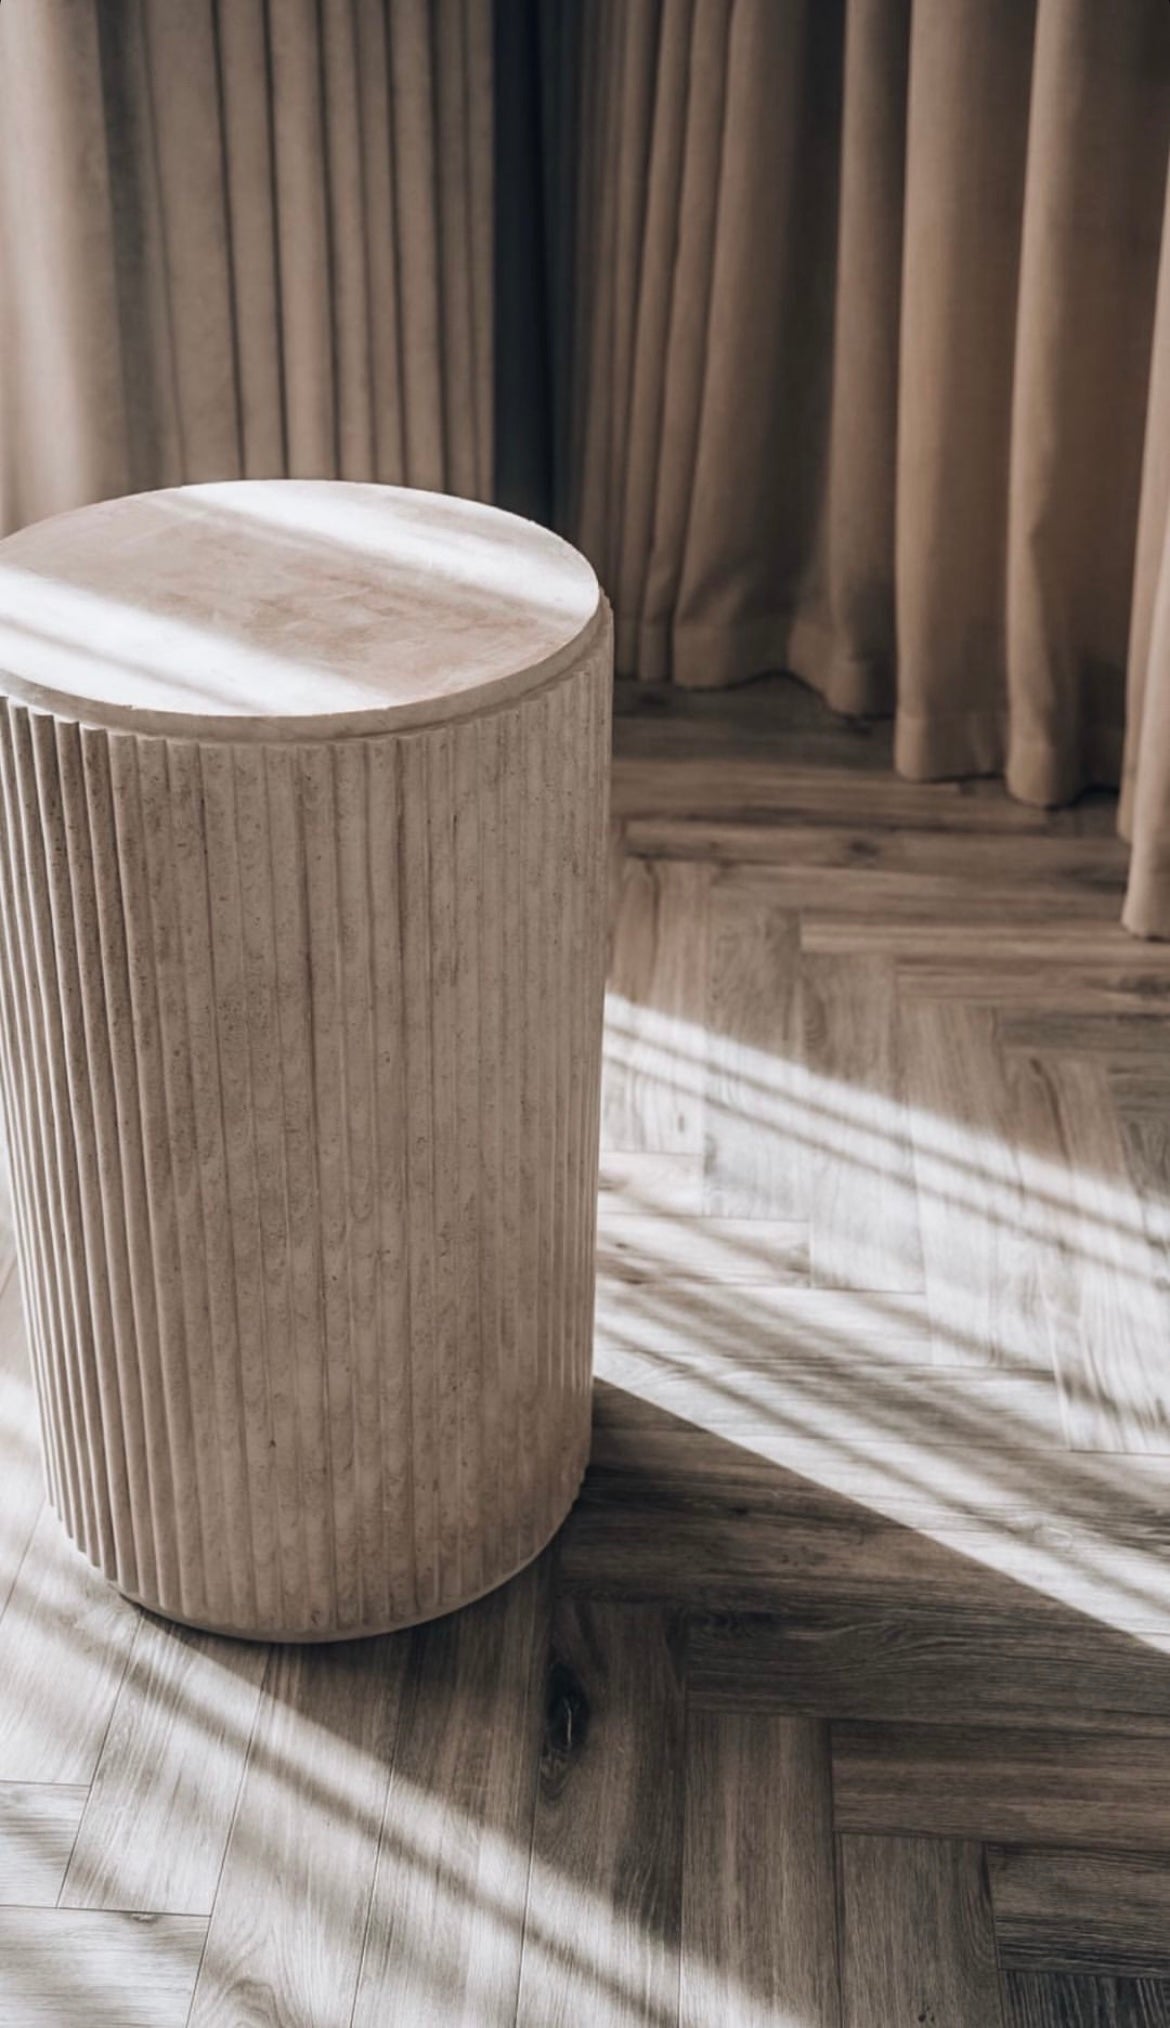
[[3, 674, 1170, 2024]]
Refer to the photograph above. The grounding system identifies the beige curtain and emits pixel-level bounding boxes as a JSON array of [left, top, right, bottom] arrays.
[[569, 0, 1170, 936], [0, 0, 493, 536]]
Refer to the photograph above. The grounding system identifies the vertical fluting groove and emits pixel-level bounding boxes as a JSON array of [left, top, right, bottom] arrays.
[[81, 728, 182, 1611], [0, 796, 61, 1508], [452, 717, 484, 1601], [299, 741, 357, 1627], [25, 717, 118, 1572], [35, 717, 141, 1597], [474, 711, 501, 1579], [7, 711, 103, 1564], [166, 738, 256, 1629], [531, 689, 552, 1563], [59, 718, 155, 1607], [426, 727, 462, 1605], [585, 653, 611, 1356], [0, 622, 610, 1638], [399, 732, 439, 1612], [266, 742, 333, 1628], [506, 697, 535, 1564], [0, 708, 72, 1528], [123, 733, 223, 1624], [200, 743, 281, 1631], [238, 743, 301, 1626], [369, 734, 414, 1623], [335, 739, 383, 1628], [559, 674, 582, 1491]]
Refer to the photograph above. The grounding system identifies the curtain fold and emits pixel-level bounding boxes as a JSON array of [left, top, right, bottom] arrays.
[[8, 0, 1170, 933], [0, 0, 493, 536], [567, 0, 1170, 935]]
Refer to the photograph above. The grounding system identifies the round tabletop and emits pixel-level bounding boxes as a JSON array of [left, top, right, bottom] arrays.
[[0, 481, 604, 740]]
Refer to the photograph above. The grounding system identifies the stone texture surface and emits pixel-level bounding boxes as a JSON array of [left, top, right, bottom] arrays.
[[0, 482, 611, 1638]]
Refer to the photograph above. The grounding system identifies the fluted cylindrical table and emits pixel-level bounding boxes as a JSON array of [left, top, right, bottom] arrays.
[[0, 481, 611, 1640]]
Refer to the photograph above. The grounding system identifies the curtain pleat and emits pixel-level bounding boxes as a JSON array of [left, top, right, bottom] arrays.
[[0, 1, 128, 527], [568, 0, 1170, 935], [1123, 158, 1170, 937], [1004, 0, 1169, 809], [0, 0, 493, 533]]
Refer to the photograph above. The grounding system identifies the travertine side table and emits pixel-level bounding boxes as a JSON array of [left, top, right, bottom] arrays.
[[0, 481, 611, 1640]]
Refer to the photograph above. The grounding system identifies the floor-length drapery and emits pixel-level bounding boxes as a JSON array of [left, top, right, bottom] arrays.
[[566, 0, 1170, 935], [0, 0, 493, 536]]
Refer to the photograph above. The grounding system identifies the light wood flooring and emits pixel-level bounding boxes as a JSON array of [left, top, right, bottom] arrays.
[[3, 674, 1170, 2023]]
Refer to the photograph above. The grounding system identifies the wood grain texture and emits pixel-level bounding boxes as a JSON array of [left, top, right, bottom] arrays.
[[0, 1264, 43, 1628], [0, 1784, 86, 1905], [703, 876, 803, 1218], [609, 755, 1121, 834], [689, 1608, 1170, 1734], [903, 1000, 1041, 1368], [681, 1712, 839, 2028], [0, 1907, 206, 2026], [0, 1507, 137, 1784], [0, 482, 612, 1639], [187, 1635, 408, 2028], [1002, 1973, 1170, 2028], [598, 1150, 705, 1217], [351, 1559, 550, 2028], [4, 672, 1170, 2017], [61, 1616, 268, 1915], [596, 1213, 808, 1284], [804, 952, 924, 1292], [833, 1724, 1170, 1850], [839, 1835, 1004, 2028], [603, 855, 712, 1154], [990, 1847, 1170, 1978], [1023, 1056, 1170, 1453], [515, 1600, 685, 2028]]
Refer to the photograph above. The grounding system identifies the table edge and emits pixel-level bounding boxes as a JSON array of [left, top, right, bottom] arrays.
[[0, 586, 611, 745]]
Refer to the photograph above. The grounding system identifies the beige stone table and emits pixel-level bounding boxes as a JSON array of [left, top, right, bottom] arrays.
[[0, 481, 611, 1640]]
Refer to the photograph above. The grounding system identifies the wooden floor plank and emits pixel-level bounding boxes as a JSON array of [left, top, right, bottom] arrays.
[[0, 1783, 86, 1905], [703, 875, 804, 1218], [1111, 1078, 1170, 1281], [186, 1635, 408, 2028], [594, 1283, 935, 1369], [903, 1000, 1043, 1368], [898, 965, 1170, 1014], [990, 1846, 1170, 1979], [838, 1834, 1003, 2028], [681, 1711, 839, 2028], [1002, 1972, 1170, 2027], [0, 1267, 47, 1631], [833, 1723, 1170, 1850], [351, 1560, 550, 2028], [610, 756, 1111, 835], [1027, 1056, 1170, 1453], [803, 952, 924, 1293], [0, 1507, 138, 1785], [801, 920, 1170, 966], [583, 1384, 1170, 1633], [515, 1600, 684, 2028], [0, 1907, 206, 2026], [60, 1614, 267, 1916], [688, 1609, 1170, 1735], [598, 1151, 705, 1218], [602, 857, 711, 1154], [623, 815, 1129, 883], [559, 1486, 1073, 1620], [998, 1012, 1170, 1063], [596, 1214, 808, 1284]]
